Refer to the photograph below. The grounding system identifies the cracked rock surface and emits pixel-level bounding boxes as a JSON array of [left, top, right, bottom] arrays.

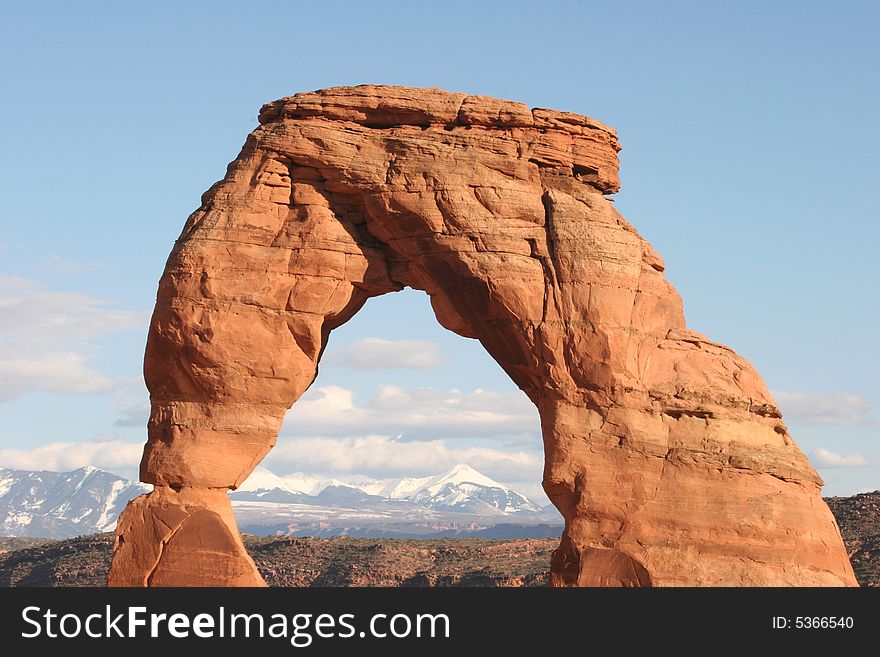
[[107, 85, 856, 586]]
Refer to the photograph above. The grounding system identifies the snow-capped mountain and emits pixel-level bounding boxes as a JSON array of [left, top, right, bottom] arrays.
[[281, 473, 336, 496], [0, 464, 560, 540], [236, 463, 543, 516], [230, 464, 558, 538], [230, 468, 309, 503], [0, 467, 149, 539], [382, 475, 435, 499], [408, 465, 542, 514]]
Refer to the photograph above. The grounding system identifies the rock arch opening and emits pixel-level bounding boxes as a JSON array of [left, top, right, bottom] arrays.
[[108, 85, 855, 587], [233, 286, 548, 535]]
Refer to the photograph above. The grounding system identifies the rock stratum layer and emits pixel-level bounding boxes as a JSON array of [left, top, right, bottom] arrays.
[[108, 85, 856, 587]]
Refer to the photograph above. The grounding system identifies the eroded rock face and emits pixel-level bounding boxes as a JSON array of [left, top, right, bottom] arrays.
[[108, 85, 856, 587]]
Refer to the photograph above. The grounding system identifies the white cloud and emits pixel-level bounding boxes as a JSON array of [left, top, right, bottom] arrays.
[[0, 440, 144, 475], [773, 390, 872, 426], [0, 276, 147, 343], [265, 434, 542, 484], [42, 255, 105, 276], [0, 353, 113, 401], [281, 384, 539, 440], [112, 377, 151, 427], [0, 276, 147, 402], [811, 448, 869, 468], [326, 337, 443, 370]]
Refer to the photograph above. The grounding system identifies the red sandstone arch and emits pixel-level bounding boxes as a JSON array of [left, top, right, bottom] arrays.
[[107, 86, 856, 586]]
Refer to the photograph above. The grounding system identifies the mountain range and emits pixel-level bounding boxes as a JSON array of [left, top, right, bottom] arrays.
[[0, 466, 149, 539], [0, 464, 561, 539]]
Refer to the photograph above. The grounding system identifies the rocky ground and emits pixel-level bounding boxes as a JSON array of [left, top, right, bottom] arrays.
[[0, 534, 110, 586], [1, 491, 877, 587], [0, 537, 50, 554], [249, 536, 552, 586], [0, 535, 553, 587], [824, 491, 880, 587]]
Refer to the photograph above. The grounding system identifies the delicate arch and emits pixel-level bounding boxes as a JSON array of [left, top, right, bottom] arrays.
[[108, 86, 856, 587]]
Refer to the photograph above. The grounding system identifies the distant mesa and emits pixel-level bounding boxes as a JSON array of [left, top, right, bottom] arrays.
[[108, 85, 856, 586]]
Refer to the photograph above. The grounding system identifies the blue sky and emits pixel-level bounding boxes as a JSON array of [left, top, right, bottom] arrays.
[[0, 1, 877, 499]]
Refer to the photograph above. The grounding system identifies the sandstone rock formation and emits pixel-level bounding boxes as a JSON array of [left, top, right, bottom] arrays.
[[107, 85, 857, 587]]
